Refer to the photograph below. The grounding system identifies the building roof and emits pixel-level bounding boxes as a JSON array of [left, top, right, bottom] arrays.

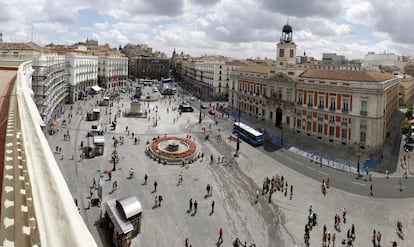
[[235, 65, 270, 74], [0, 42, 44, 51], [299, 69, 394, 82]]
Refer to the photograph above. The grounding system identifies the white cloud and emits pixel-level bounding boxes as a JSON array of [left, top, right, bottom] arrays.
[[0, 0, 413, 60]]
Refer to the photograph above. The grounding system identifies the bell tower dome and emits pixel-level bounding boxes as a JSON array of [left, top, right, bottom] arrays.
[[276, 22, 297, 67]]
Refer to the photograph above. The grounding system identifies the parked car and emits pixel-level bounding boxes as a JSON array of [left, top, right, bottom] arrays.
[[208, 109, 216, 115]]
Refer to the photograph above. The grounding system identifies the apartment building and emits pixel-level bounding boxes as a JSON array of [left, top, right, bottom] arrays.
[[97, 56, 128, 88], [32, 54, 68, 123], [66, 55, 98, 103]]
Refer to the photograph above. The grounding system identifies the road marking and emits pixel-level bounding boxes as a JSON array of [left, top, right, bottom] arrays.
[[296, 161, 304, 166], [318, 171, 329, 176], [306, 166, 315, 171], [353, 182, 366, 186]]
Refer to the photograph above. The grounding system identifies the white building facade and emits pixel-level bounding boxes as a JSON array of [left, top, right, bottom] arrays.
[[98, 56, 128, 88], [66, 55, 98, 103], [31, 54, 68, 123]]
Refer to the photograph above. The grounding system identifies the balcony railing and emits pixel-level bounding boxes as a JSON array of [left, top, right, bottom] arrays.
[[0, 61, 97, 247], [360, 111, 368, 116]]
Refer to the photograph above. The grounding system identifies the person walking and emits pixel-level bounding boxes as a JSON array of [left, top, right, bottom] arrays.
[[376, 231, 381, 246], [154, 180, 158, 192], [218, 228, 223, 243], [108, 170, 112, 181], [255, 190, 259, 203], [189, 198, 193, 212], [144, 174, 148, 184], [194, 200, 198, 212], [211, 200, 215, 214], [158, 195, 163, 206], [370, 184, 373, 196]]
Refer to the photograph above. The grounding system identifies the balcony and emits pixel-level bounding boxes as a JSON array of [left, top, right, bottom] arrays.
[[307, 103, 313, 107], [0, 61, 97, 247], [360, 111, 368, 116], [329, 106, 336, 111], [342, 108, 349, 113], [318, 105, 324, 109]]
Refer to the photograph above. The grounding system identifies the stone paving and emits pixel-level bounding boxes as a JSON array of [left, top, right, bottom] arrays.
[[46, 86, 413, 247]]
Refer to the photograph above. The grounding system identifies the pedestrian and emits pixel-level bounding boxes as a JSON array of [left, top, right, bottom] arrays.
[[385, 170, 389, 179], [351, 224, 355, 240], [154, 196, 158, 207], [372, 229, 376, 245], [218, 228, 223, 243], [189, 198, 193, 212], [185, 238, 190, 247], [376, 231, 381, 245], [92, 177, 97, 188], [210, 154, 213, 164], [87, 198, 91, 209], [211, 200, 215, 214], [158, 195, 163, 206], [370, 184, 373, 196], [129, 168, 134, 178], [74, 198, 78, 209], [206, 184, 211, 196], [255, 190, 259, 203], [113, 181, 118, 191], [194, 200, 198, 212], [342, 207, 346, 223], [332, 233, 336, 247], [154, 181, 158, 192], [144, 174, 148, 184], [108, 170, 112, 181]]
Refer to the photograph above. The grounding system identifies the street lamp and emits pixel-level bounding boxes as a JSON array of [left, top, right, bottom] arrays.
[[199, 100, 202, 124], [155, 109, 158, 126], [356, 150, 362, 179]]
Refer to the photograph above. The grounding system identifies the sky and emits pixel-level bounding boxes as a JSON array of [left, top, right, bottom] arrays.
[[0, 0, 413, 60]]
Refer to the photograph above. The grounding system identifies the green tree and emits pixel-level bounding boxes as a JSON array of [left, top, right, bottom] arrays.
[[401, 120, 412, 136], [407, 103, 414, 119]]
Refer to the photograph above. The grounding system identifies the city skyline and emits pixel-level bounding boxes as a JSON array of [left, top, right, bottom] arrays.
[[0, 0, 413, 60]]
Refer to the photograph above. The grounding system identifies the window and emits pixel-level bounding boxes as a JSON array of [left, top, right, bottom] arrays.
[[329, 115, 335, 123], [341, 129, 347, 139], [342, 98, 349, 112], [278, 88, 283, 100], [298, 92, 303, 104], [318, 113, 323, 121], [263, 88, 267, 97], [297, 119, 302, 129], [307, 121, 312, 131], [361, 101, 368, 115], [290, 49, 294, 58], [308, 94, 314, 106], [318, 95, 324, 108], [329, 96, 336, 110], [287, 90, 293, 102], [360, 131, 366, 143], [317, 123, 323, 134], [279, 49, 284, 58], [329, 126, 335, 136], [250, 85, 254, 93]]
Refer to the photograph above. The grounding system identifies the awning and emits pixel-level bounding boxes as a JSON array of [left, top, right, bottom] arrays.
[[91, 85, 103, 92], [117, 196, 142, 219], [93, 136, 105, 145]]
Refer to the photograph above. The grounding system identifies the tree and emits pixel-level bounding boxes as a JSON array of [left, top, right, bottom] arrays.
[[406, 103, 414, 119], [401, 120, 412, 136]]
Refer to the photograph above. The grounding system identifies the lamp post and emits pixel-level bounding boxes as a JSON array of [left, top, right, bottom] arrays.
[[155, 109, 158, 126], [356, 150, 362, 179], [199, 101, 202, 124]]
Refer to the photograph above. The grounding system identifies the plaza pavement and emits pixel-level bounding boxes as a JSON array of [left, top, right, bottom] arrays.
[[46, 87, 413, 246]]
